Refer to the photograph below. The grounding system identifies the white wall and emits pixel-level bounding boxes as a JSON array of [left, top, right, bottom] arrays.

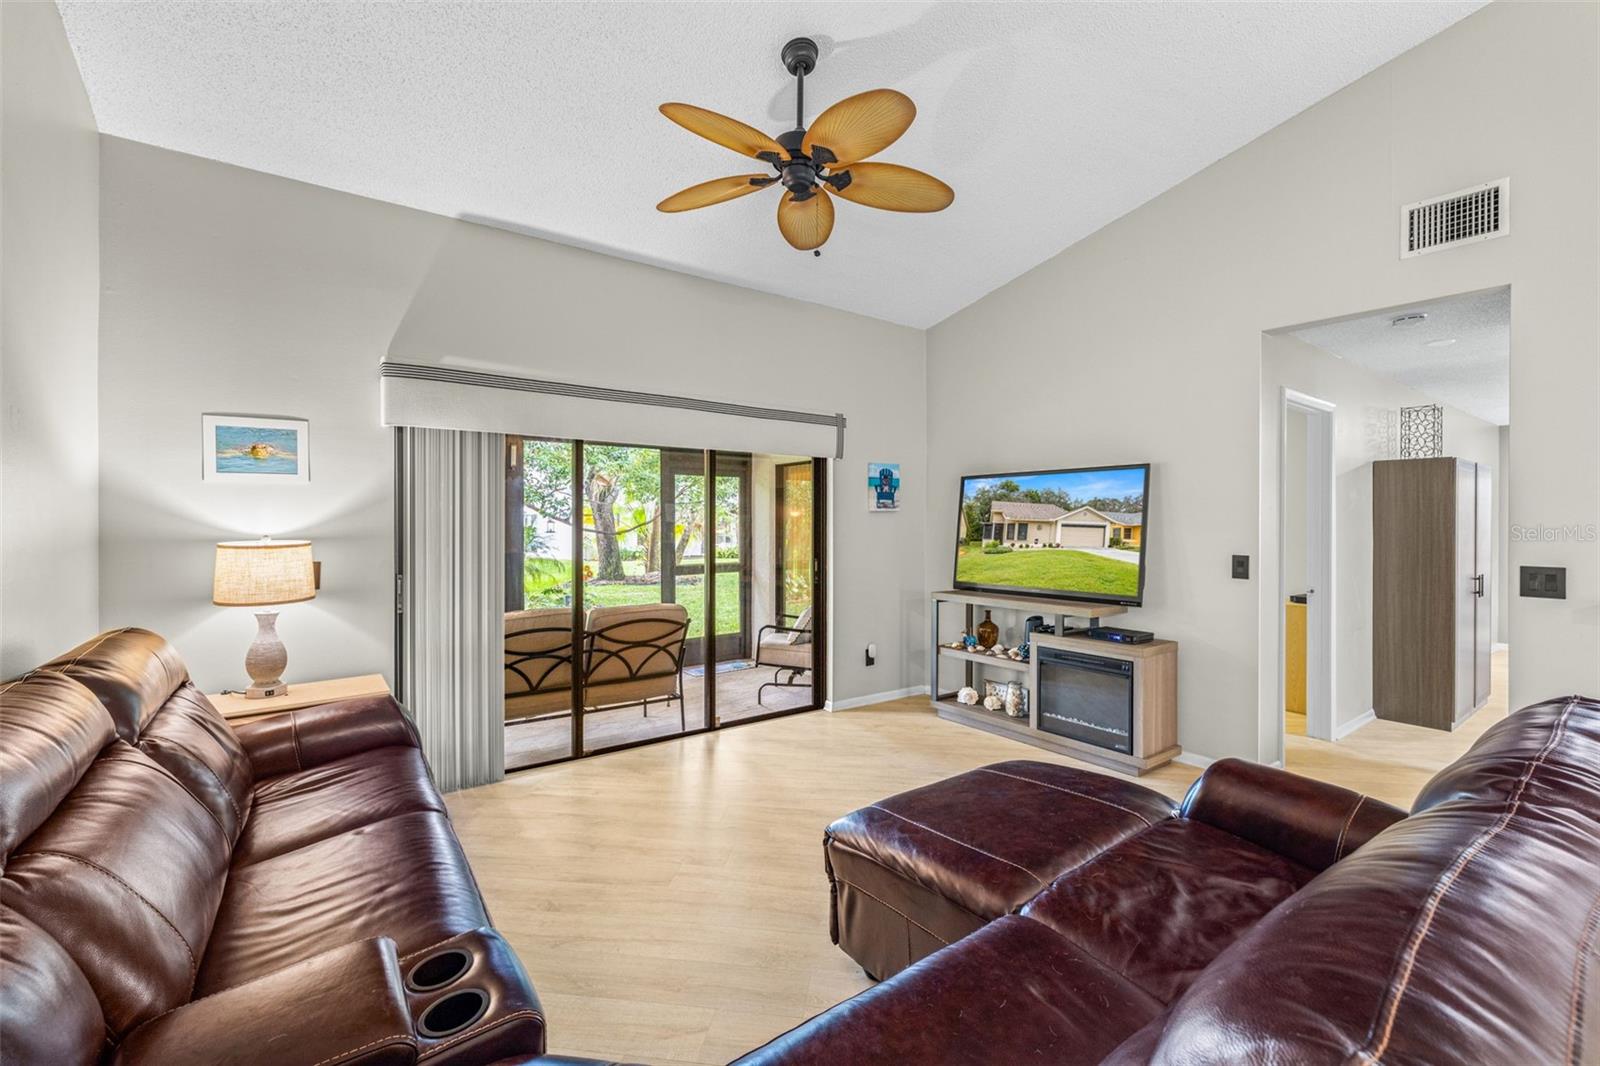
[[0, 2, 100, 676], [751, 454, 776, 645], [1261, 332, 1501, 739], [98, 138, 927, 698], [925, 2, 1598, 762]]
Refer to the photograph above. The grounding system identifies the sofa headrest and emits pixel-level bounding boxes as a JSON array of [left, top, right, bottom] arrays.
[[0, 671, 115, 861], [41, 628, 189, 742], [1412, 694, 1600, 814]]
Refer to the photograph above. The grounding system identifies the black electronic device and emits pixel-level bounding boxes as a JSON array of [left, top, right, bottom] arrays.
[[1077, 626, 1155, 645]]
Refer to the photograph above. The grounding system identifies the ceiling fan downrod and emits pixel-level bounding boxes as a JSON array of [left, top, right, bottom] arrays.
[[782, 37, 818, 132]]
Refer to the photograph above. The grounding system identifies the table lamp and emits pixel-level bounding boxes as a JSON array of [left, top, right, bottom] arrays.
[[212, 537, 316, 698]]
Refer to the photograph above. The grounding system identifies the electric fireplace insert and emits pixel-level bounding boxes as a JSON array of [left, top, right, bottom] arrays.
[[1035, 646, 1135, 754]]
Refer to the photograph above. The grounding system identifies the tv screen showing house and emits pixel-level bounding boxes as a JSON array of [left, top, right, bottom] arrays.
[[953, 464, 1149, 605]]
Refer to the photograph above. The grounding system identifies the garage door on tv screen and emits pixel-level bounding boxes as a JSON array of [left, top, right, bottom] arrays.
[[953, 463, 1149, 606]]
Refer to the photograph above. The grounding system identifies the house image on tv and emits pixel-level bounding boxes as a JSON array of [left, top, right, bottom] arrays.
[[983, 500, 1142, 549]]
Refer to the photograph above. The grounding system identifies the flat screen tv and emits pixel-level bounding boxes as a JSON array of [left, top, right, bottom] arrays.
[[953, 463, 1150, 606]]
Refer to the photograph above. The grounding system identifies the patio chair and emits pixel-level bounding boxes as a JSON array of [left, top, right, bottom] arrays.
[[582, 602, 690, 729], [755, 607, 812, 705], [504, 607, 577, 724]]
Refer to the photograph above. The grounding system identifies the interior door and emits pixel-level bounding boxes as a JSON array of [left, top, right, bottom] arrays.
[[1474, 463, 1493, 708], [1452, 459, 1477, 724]]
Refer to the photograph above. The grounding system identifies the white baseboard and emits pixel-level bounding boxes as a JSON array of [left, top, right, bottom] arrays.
[[826, 685, 929, 712], [1173, 752, 1216, 770], [1334, 709, 1377, 741]]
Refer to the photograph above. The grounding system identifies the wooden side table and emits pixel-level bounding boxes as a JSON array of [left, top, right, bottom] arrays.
[[207, 673, 391, 726]]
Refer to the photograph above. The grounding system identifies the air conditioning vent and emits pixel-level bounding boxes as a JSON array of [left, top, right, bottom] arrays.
[[1400, 178, 1509, 258]]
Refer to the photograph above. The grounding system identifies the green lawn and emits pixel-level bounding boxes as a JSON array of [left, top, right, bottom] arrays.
[[955, 545, 1139, 598], [524, 559, 740, 639]]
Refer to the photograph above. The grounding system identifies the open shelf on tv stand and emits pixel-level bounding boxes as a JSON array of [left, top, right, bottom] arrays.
[[928, 590, 1179, 777]]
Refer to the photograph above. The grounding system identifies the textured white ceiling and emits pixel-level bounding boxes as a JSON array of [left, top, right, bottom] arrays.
[[58, 1, 1484, 328], [1290, 287, 1510, 425]]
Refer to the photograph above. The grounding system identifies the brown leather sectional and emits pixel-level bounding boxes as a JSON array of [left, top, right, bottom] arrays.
[[738, 694, 1600, 1064], [0, 628, 550, 1065], [10, 625, 1599, 1063]]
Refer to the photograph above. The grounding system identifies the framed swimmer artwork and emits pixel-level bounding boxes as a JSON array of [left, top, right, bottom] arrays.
[[201, 415, 310, 483]]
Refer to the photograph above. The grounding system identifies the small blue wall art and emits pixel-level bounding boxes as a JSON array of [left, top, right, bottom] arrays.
[[868, 462, 901, 512]]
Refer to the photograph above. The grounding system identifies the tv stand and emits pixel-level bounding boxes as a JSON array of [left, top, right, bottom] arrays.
[[928, 590, 1180, 776]]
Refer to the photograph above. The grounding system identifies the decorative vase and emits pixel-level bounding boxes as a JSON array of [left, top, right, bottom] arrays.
[[976, 610, 999, 649]]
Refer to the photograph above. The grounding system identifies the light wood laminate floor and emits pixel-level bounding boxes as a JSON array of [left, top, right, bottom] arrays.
[[505, 663, 814, 769], [449, 650, 1509, 1064]]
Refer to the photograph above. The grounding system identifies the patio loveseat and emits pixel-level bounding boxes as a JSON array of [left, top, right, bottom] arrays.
[[504, 603, 689, 728]]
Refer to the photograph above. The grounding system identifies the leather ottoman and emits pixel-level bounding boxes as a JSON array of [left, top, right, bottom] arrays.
[[823, 759, 1176, 979]]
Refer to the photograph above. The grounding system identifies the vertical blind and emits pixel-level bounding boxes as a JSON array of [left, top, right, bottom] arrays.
[[398, 427, 505, 791]]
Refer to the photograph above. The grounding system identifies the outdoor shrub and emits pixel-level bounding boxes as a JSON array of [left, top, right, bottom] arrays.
[[983, 544, 1012, 555]]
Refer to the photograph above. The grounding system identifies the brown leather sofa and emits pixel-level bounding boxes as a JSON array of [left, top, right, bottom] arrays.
[[737, 694, 1600, 1064], [1, 628, 549, 1065]]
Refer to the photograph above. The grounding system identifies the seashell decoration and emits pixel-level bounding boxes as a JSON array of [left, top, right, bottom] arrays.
[[956, 686, 980, 705], [983, 695, 1004, 712]]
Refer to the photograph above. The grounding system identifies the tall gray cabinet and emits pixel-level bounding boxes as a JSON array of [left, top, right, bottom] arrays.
[[1372, 457, 1493, 731]]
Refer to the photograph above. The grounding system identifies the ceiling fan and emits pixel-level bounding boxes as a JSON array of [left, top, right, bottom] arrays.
[[656, 37, 953, 254]]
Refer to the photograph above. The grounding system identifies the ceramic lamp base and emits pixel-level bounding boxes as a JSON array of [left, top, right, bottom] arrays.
[[243, 609, 290, 699]]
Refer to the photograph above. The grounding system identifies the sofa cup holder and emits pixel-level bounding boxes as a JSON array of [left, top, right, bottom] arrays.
[[417, 987, 490, 1039], [406, 947, 473, 993]]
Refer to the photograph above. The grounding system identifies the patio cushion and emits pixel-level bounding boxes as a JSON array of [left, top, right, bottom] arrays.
[[585, 603, 688, 687], [759, 633, 811, 670], [505, 608, 575, 722]]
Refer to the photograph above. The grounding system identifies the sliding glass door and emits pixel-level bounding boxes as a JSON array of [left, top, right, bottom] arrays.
[[502, 436, 824, 770], [503, 438, 578, 770], [581, 443, 706, 755]]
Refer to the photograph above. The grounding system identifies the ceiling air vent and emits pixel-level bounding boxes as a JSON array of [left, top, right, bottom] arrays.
[[1400, 178, 1509, 259]]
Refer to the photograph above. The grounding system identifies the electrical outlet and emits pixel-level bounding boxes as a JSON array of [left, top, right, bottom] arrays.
[[1520, 565, 1567, 600], [865, 643, 877, 667], [1232, 555, 1250, 580]]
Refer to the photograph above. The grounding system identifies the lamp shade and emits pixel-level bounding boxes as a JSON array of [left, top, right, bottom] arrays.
[[212, 539, 316, 607]]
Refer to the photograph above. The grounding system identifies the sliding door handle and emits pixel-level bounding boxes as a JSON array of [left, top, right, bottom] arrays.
[[1473, 574, 1485, 598]]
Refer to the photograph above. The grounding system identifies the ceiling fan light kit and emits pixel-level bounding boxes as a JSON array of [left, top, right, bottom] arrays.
[[657, 36, 953, 254]]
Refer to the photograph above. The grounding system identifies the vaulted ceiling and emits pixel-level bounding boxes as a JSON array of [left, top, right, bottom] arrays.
[[59, 1, 1484, 328]]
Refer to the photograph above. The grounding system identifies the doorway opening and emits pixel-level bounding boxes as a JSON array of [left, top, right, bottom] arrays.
[[1262, 285, 1510, 772], [1279, 390, 1335, 756]]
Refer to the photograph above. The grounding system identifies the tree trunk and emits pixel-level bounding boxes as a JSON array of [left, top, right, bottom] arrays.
[[645, 504, 661, 573], [586, 474, 625, 581], [674, 518, 696, 565]]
